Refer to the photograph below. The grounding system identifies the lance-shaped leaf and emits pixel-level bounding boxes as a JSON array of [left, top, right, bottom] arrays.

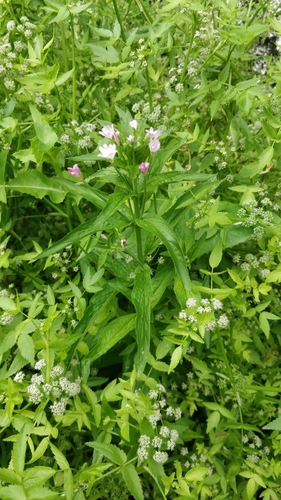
[[56, 178, 107, 209], [137, 215, 191, 291], [36, 192, 128, 259], [0, 150, 8, 203], [132, 265, 152, 377], [4, 171, 67, 204], [84, 314, 136, 361], [86, 441, 126, 465], [67, 284, 116, 366], [122, 464, 144, 500]]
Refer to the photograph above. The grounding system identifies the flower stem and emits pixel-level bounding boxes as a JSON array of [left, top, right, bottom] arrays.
[[70, 14, 76, 121], [146, 65, 153, 113], [133, 179, 143, 263]]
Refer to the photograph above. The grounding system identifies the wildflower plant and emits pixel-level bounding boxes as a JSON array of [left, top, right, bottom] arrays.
[[1, 0, 281, 499]]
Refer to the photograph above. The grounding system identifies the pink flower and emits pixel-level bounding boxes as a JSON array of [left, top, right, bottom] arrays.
[[67, 164, 83, 179], [127, 135, 135, 142], [129, 119, 138, 130], [145, 127, 162, 139], [149, 139, 160, 153], [121, 239, 127, 248], [139, 162, 150, 174], [99, 124, 115, 139], [98, 144, 117, 160]]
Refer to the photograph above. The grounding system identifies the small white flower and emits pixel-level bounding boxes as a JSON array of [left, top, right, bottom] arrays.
[[14, 371, 25, 382], [129, 119, 138, 129], [153, 451, 168, 464], [186, 298, 197, 307], [98, 144, 117, 160], [99, 124, 115, 139]]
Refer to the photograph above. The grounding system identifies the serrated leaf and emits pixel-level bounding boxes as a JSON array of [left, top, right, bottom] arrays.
[[168, 345, 182, 374], [137, 214, 190, 291], [0, 468, 22, 484], [18, 334, 35, 365], [132, 265, 151, 377], [28, 437, 50, 464], [85, 441, 126, 465], [12, 427, 27, 476], [49, 442, 69, 471], [207, 411, 220, 433], [121, 464, 144, 500], [0, 485, 27, 500]]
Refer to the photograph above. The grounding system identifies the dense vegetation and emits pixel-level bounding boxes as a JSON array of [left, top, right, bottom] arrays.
[[1, 0, 281, 498]]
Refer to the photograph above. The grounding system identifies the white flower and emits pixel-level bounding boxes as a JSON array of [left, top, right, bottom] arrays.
[[98, 144, 117, 160], [217, 314, 229, 329], [99, 124, 115, 139], [160, 426, 170, 438], [14, 371, 25, 382], [186, 298, 197, 307], [129, 119, 138, 129], [153, 451, 168, 464], [34, 359, 46, 370]]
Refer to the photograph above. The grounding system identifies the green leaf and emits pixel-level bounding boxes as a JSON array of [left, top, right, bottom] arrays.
[[185, 466, 208, 482], [137, 215, 190, 291], [36, 192, 128, 259], [27, 437, 50, 464], [56, 68, 74, 86], [151, 261, 174, 308], [121, 464, 144, 500], [6, 171, 67, 204], [168, 345, 182, 374], [132, 265, 151, 377], [204, 402, 235, 419], [12, 427, 27, 476], [0, 485, 27, 500], [55, 178, 106, 209], [18, 334, 35, 365], [0, 468, 22, 484], [64, 468, 74, 500], [149, 138, 187, 176], [85, 441, 126, 466], [25, 487, 59, 499], [49, 442, 69, 471], [259, 312, 270, 339], [0, 150, 8, 203], [84, 314, 136, 361], [209, 239, 223, 268], [0, 296, 18, 311], [23, 467, 56, 488], [207, 411, 220, 433]]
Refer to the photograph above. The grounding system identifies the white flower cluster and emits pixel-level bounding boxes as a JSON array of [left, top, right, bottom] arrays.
[[179, 297, 229, 331], [136, 382, 181, 464], [25, 362, 81, 416]]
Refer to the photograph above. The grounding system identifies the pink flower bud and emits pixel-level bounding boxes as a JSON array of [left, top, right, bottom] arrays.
[[139, 162, 150, 174], [149, 139, 160, 153], [67, 164, 83, 179], [121, 239, 127, 248]]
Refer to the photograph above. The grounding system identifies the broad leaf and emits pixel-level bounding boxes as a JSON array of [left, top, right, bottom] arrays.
[[122, 464, 144, 500], [86, 441, 126, 466], [6, 171, 66, 204]]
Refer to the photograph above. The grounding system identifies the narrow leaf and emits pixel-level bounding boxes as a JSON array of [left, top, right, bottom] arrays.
[[137, 214, 190, 290], [132, 265, 152, 377], [36, 192, 128, 259]]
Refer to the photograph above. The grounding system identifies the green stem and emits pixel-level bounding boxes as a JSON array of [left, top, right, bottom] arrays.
[[146, 65, 153, 113], [133, 179, 143, 264], [135, 0, 153, 24], [60, 22, 69, 72], [153, 192, 158, 214], [44, 331, 51, 384], [216, 328, 234, 384], [180, 13, 196, 84], [66, 198, 73, 232], [140, 176, 147, 216], [112, 0, 126, 42], [70, 15, 76, 121]]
